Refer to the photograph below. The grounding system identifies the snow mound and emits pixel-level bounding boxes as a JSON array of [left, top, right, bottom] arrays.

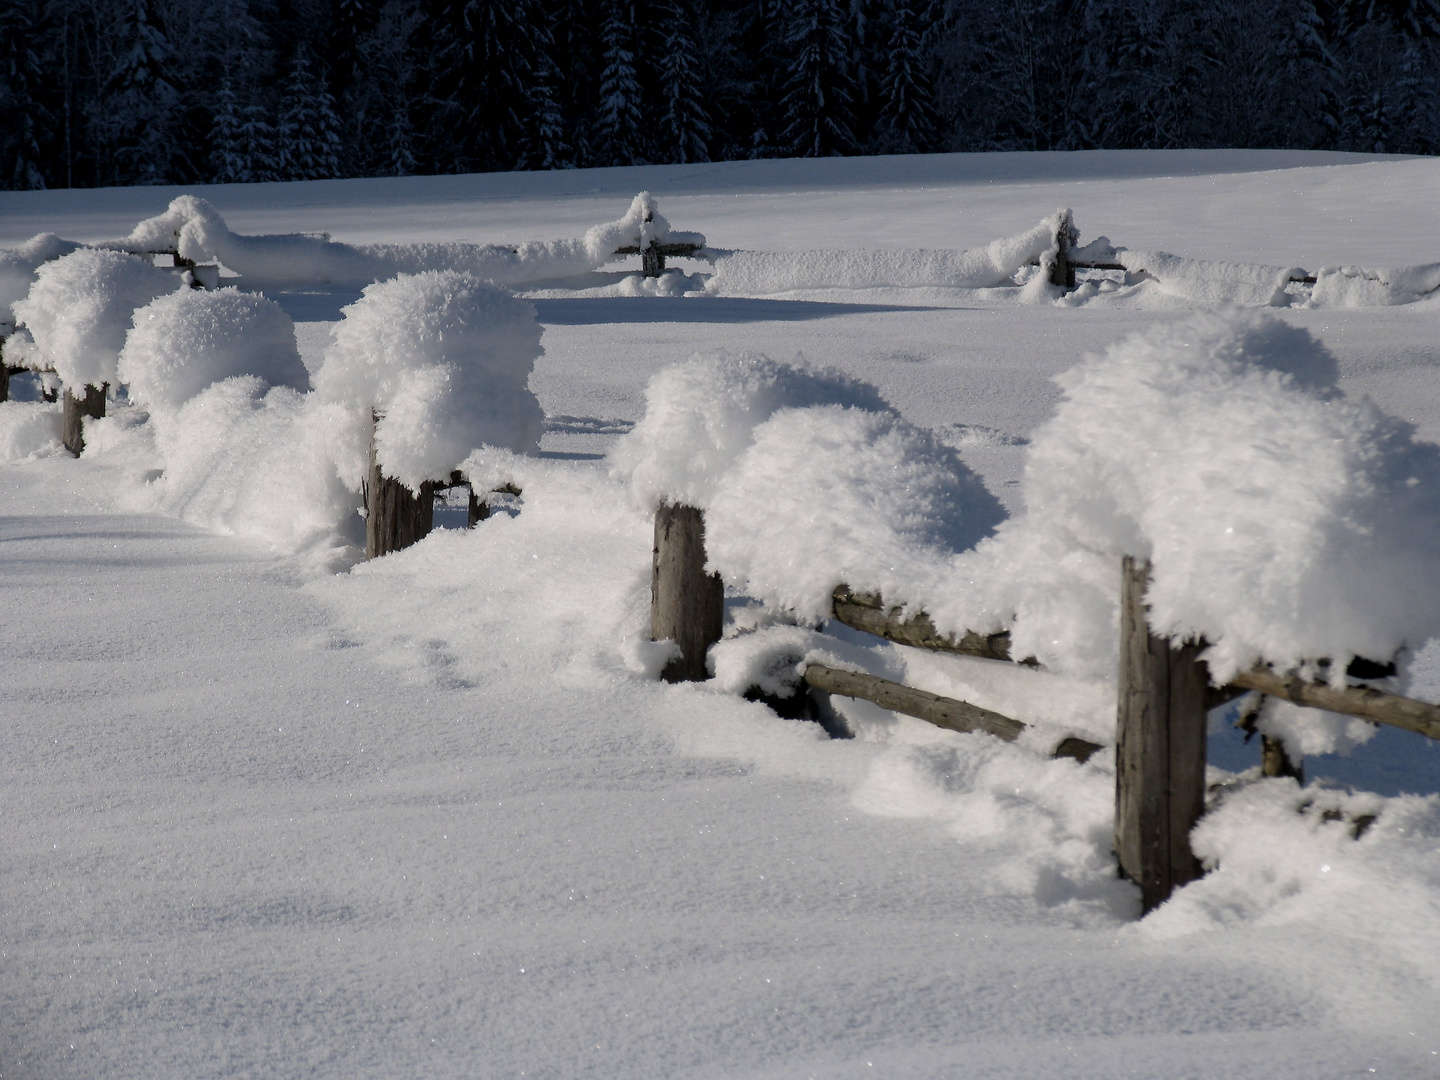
[[1115, 249, 1302, 307], [0, 401, 63, 462], [608, 351, 891, 511], [705, 211, 1066, 295], [119, 288, 309, 413], [12, 247, 178, 389], [0, 234, 82, 334], [314, 271, 544, 492], [107, 193, 704, 289], [1310, 263, 1440, 307], [149, 377, 359, 569], [934, 313, 1440, 702], [706, 405, 1005, 622]]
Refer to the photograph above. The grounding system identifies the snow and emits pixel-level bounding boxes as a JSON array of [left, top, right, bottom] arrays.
[[118, 286, 310, 413], [704, 403, 1004, 623], [706, 211, 1063, 294], [314, 271, 544, 492], [98, 191, 704, 290], [930, 313, 1440, 698], [4, 151, 1440, 1079], [11, 246, 179, 389]]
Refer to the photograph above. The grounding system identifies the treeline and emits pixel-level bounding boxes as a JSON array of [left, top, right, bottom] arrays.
[[3, 0, 1440, 190]]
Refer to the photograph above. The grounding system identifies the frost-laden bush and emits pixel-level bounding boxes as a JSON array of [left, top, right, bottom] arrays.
[[935, 312, 1440, 691], [119, 287, 309, 414], [611, 351, 1005, 620], [12, 248, 178, 390], [314, 271, 544, 492]]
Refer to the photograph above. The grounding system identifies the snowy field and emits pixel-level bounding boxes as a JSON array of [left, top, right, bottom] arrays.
[[3, 150, 1440, 1078]]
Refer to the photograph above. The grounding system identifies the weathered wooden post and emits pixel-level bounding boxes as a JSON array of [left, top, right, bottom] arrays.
[[364, 411, 435, 559], [651, 503, 724, 682], [1115, 556, 1209, 914], [1047, 208, 1076, 290], [61, 383, 107, 457], [0, 363, 9, 403]]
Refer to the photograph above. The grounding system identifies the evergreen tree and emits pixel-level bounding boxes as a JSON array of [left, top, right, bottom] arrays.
[[518, 55, 572, 169], [658, 1, 711, 163], [352, 0, 423, 176], [209, 72, 247, 182], [276, 44, 344, 180], [779, 0, 858, 156], [0, 0, 49, 189], [457, 0, 541, 171], [876, 0, 939, 153], [596, 0, 648, 165], [99, 0, 181, 185]]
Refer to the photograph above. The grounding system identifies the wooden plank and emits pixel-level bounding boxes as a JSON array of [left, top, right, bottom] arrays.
[[829, 585, 1031, 664], [802, 662, 1100, 762], [650, 503, 723, 683], [1226, 667, 1440, 741], [1115, 557, 1207, 914], [61, 383, 106, 457]]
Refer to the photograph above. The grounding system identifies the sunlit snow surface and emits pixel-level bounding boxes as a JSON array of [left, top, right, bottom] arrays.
[[4, 151, 1440, 1078]]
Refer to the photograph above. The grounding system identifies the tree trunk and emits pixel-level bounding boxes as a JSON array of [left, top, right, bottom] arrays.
[[651, 503, 723, 683], [1115, 556, 1209, 914], [61, 383, 107, 457]]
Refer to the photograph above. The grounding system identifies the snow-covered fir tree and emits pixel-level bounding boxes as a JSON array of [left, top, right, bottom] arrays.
[[876, 0, 939, 153], [99, 0, 180, 185], [518, 55, 572, 169], [276, 43, 344, 180], [779, 0, 858, 156], [0, 0, 49, 189], [658, 1, 711, 163], [596, 0, 648, 166]]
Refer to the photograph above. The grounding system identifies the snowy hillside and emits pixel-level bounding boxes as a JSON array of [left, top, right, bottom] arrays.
[[3, 151, 1440, 1079]]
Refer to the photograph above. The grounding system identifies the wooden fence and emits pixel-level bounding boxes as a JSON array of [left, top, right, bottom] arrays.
[[646, 501, 1440, 915]]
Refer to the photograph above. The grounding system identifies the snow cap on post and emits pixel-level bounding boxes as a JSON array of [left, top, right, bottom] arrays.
[[119, 287, 309, 414], [946, 312, 1440, 698], [12, 247, 178, 390], [314, 270, 544, 492], [704, 404, 1006, 622], [0, 234, 83, 335], [608, 350, 892, 512]]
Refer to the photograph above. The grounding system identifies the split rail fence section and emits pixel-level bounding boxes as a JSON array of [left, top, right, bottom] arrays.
[[647, 501, 1440, 915]]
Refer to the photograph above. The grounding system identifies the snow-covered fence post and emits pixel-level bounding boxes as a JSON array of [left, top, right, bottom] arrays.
[[1115, 556, 1209, 914], [364, 410, 436, 559], [651, 503, 723, 682], [61, 383, 107, 456], [1047, 208, 1076, 290]]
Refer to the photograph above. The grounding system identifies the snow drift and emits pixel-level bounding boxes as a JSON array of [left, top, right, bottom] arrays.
[[705, 210, 1068, 295]]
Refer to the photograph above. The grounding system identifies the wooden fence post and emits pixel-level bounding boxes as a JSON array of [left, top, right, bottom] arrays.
[[0, 363, 9, 404], [61, 383, 107, 457], [1115, 556, 1209, 914], [364, 411, 435, 559], [1047, 208, 1076, 290], [651, 502, 723, 682]]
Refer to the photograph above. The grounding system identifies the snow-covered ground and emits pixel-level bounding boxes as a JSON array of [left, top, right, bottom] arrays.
[[4, 151, 1440, 1078]]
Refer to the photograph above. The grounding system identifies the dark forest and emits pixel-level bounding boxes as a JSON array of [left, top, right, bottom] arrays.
[[3, 0, 1439, 190]]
